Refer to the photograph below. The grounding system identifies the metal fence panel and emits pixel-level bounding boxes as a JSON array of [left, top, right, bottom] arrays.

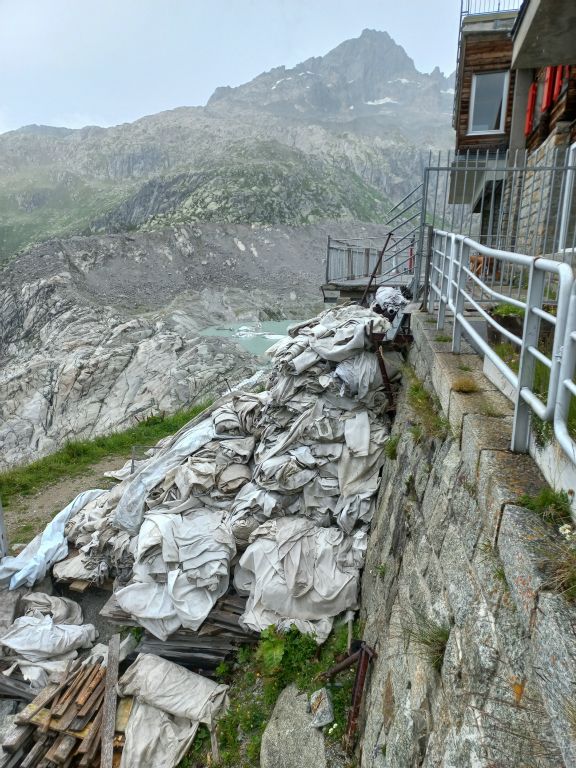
[[430, 229, 574, 455]]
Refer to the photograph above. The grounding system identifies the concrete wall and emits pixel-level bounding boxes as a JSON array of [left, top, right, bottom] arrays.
[[358, 314, 576, 767]]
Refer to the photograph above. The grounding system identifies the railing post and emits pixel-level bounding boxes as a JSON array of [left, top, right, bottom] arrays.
[[0, 497, 7, 560], [326, 236, 331, 283], [437, 235, 451, 330], [414, 168, 430, 298], [554, 283, 576, 462], [452, 240, 468, 353], [512, 264, 545, 452], [347, 248, 353, 280], [364, 248, 370, 278], [423, 226, 434, 311]]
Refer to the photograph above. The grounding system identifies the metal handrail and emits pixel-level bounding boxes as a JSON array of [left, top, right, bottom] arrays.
[[555, 283, 576, 463], [429, 229, 574, 454]]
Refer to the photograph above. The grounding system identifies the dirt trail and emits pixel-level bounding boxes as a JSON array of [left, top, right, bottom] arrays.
[[6, 455, 126, 548]]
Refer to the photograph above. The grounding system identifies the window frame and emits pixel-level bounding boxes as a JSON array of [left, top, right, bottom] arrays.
[[467, 70, 510, 136]]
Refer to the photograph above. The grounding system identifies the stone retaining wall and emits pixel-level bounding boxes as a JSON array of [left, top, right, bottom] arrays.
[[358, 313, 576, 767]]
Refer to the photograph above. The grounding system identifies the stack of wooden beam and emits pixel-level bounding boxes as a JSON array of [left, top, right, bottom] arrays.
[[100, 589, 258, 673], [0, 636, 125, 768]]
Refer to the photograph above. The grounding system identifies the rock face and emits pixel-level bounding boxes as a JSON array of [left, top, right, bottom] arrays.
[[0, 29, 453, 261], [1, 220, 386, 468], [358, 315, 573, 767], [260, 685, 327, 768]]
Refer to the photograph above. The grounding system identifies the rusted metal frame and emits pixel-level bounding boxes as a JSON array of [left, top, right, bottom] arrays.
[[344, 643, 377, 752], [360, 232, 393, 306], [319, 649, 363, 680]]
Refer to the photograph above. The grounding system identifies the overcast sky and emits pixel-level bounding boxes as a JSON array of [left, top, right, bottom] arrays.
[[0, 0, 459, 134]]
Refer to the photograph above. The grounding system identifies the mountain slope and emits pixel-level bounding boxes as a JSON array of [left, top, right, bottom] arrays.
[[0, 29, 454, 261]]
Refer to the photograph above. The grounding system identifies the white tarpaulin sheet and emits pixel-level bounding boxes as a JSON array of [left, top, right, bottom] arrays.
[[0, 489, 105, 590], [0, 615, 96, 661], [21, 592, 83, 625], [113, 418, 215, 534], [234, 518, 367, 643], [118, 654, 229, 768], [24, 303, 397, 642]]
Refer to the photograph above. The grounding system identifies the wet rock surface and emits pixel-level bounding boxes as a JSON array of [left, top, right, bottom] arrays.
[[0, 222, 344, 468]]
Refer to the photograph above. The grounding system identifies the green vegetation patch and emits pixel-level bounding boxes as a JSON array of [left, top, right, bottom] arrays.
[[401, 610, 450, 674], [405, 368, 450, 441], [0, 401, 212, 509], [491, 302, 525, 319], [518, 486, 572, 525], [384, 435, 400, 460], [186, 623, 358, 768]]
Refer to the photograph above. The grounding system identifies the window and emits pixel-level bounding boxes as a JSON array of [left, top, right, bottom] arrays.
[[468, 71, 509, 134]]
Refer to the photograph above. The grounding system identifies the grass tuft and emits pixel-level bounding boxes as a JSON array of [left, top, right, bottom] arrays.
[[384, 435, 400, 460], [538, 537, 576, 602], [518, 487, 572, 525], [401, 611, 450, 674], [405, 368, 450, 441], [452, 376, 479, 394], [435, 334, 452, 343], [491, 302, 525, 319], [0, 400, 212, 509]]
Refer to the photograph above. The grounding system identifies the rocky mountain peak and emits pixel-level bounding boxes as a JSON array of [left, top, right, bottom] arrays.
[[206, 28, 452, 119]]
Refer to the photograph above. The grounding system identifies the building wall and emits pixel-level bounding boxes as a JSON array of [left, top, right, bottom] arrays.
[[527, 66, 576, 153], [456, 33, 515, 154]]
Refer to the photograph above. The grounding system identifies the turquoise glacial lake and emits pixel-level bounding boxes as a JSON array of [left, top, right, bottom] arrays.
[[200, 321, 296, 357]]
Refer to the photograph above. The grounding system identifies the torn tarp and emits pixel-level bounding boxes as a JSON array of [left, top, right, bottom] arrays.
[[0, 489, 105, 590], [234, 518, 366, 643], [20, 302, 398, 643], [118, 653, 229, 768]]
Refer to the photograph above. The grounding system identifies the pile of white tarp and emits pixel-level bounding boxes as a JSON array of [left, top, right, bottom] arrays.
[[117, 653, 228, 768], [1, 304, 395, 643], [0, 593, 96, 688], [0, 490, 106, 590]]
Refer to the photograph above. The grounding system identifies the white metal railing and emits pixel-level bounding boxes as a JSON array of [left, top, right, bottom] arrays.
[[428, 229, 574, 455], [555, 282, 576, 463]]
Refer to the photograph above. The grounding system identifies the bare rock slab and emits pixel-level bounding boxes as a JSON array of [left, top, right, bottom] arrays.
[[261, 684, 327, 768]]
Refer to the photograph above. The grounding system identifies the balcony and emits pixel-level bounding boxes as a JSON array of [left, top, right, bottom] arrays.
[[462, 0, 522, 16]]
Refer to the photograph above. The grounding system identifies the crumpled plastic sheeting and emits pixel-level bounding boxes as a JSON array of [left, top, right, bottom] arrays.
[[115, 510, 236, 640], [113, 417, 215, 534], [4, 656, 76, 691], [118, 653, 229, 721], [234, 518, 367, 643], [0, 489, 106, 590], [21, 592, 83, 625], [118, 653, 229, 768], [0, 615, 97, 661], [120, 700, 199, 768], [54, 303, 394, 642]]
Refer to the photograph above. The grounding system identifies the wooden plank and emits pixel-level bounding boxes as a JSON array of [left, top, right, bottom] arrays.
[[77, 709, 102, 755], [76, 666, 105, 708], [53, 665, 96, 717], [28, 708, 52, 730], [52, 703, 79, 733], [15, 683, 61, 724], [114, 697, 133, 735], [43, 733, 67, 763], [1, 723, 33, 753], [48, 734, 76, 765], [20, 737, 48, 768], [77, 681, 105, 718], [69, 580, 91, 594], [99, 634, 120, 768]]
